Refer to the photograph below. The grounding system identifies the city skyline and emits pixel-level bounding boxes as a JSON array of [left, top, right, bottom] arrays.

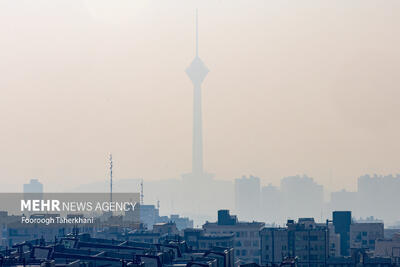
[[1, 2, 399, 266], [1, 0, 400, 193]]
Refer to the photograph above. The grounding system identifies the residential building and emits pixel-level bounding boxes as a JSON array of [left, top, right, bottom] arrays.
[[260, 218, 329, 267], [357, 174, 400, 224], [280, 175, 324, 220], [203, 210, 264, 264], [327, 223, 341, 257], [1, 232, 235, 267], [184, 228, 234, 250], [287, 218, 328, 267], [260, 184, 282, 224], [23, 179, 43, 193], [350, 222, 384, 251], [234, 176, 260, 221], [139, 204, 160, 229], [333, 211, 352, 256], [153, 222, 179, 236], [162, 214, 194, 230], [260, 227, 289, 265], [374, 232, 400, 265]]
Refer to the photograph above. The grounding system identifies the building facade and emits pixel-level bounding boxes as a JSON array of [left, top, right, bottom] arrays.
[[374, 232, 400, 265], [260, 218, 331, 267], [234, 176, 261, 221], [350, 222, 384, 251], [184, 228, 234, 250], [203, 210, 264, 264]]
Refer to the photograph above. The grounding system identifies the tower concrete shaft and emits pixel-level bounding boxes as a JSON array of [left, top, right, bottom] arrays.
[[186, 10, 208, 176], [192, 83, 203, 175]]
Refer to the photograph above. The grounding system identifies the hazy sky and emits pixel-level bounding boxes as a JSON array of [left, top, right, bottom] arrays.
[[0, 0, 399, 192]]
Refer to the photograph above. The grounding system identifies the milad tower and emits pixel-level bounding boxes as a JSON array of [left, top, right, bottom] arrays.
[[178, 11, 233, 220], [184, 10, 212, 180]]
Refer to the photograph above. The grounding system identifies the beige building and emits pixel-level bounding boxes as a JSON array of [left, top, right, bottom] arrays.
[[260, 227, 288, 265], [327, 223, 341, 257], [203, 210, 264, 264], [260, 218, 335, 267], [184, 228, 234, 250], [374, 232, 400, 265], [350, 222, 384, 251]]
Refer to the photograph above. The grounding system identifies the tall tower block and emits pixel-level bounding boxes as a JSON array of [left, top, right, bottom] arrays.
[[186, 9, 209, 176]]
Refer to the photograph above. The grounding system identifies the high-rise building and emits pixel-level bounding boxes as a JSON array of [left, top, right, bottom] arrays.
[[333, 211, 352, 256], [260, 218, 330, 266], [280, 175, 324, 220], [287, 218, 328, 266], [261, 184, 282, 223], [357, 174, 400, 224], [260, 227, 289, 265], [23, 179, 43, 193], [235, 175, 260, 221]]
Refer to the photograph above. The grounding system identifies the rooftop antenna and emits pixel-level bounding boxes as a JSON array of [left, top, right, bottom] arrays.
[[140, 179, 144, 205], [109, 154, 113, 203], [157, 199, 160, 210]]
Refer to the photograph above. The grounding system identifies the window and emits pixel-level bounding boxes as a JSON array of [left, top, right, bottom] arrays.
[[356, 232, 362, 240]]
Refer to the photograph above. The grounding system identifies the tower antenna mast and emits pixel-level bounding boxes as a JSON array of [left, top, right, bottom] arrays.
[[196, 8, 199, 57], [140, 179, 144, 205], [109, 154, 113, 203]]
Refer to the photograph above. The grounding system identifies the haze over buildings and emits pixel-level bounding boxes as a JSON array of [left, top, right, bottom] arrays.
[[1, 0, 400, 193], [1, 3, 400, 266], [1, 0, 400, 227]]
